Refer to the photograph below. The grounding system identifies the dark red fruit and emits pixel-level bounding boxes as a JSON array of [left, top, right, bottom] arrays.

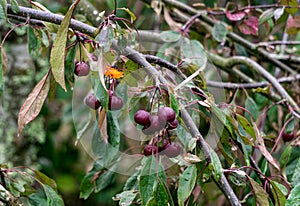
[[84, 93, 101, 110], [158, 107, 176, 124], [282, 131, 295, 142], [142, 115, 165, 135], [167, 118, 179, 130], [163, 142, 181, 158], [144, 145, 158, 156], [134, 110, 151, 126], [158, 139, 169, 152], [108, 95, 123, 110], [74, 61, 90, 76]]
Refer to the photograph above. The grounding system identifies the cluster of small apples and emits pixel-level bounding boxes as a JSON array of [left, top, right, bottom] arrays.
[[134, 107, 181, 157], [74, 59, 123, 111]]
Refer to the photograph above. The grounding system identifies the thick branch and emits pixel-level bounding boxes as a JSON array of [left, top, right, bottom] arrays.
[[7, 4, 97, 37]]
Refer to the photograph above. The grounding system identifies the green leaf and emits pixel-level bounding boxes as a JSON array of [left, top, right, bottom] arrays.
[[259, 9, 274, 25], [106, 111, 120, 147], [169, 92, 179, 116], [43, 184, 64, 206], [291, 157, 300, 188], [286, 185, 300, 206], [279, 145, 292, 171], [10, 0, 19, 13], [281, 0, 298, 15], [177, 125, 193, 150], [33, 170, 58, 192], [181, 38, 207, 68], [139, 156, 166, 206], [0, 48, 3, 98], [270, 181, 287, 206], [157, 177, 174, 206], [210, 150, 222, 180], [75, 113, 92, 144], [65, 46, 76, 85], [160, 31, 181, 42], [236, 113, 256, 140], [28, 27, 38, 56], [248, 176, 269, 206], [96, 26, 114, 52], [29, 190, 48, 206], [245, 96, 259, 121], [212, 22, 228, 43], [18, 70, 50, 135], [177, 164, 197, 206], [123, 170, 140, 191], [50, 0, 79, 92], [113, 190, 137, 206], [0, 0, 7, 19], [40, 29, 49, 47], [118, 7, 136, 22], [80, 162, 114, 199], [79, 172, 95, 200]]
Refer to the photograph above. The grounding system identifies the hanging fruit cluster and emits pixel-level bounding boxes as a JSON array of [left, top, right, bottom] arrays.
[[134, 102, 181, 157]]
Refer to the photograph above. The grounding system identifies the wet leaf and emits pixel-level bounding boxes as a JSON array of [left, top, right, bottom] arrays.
[[139, 156, 166, 206], [18, 70, 50, 135], [160, 30, 181, 42], [270, 181, 287, 206], [254, 123, 280, 171], [96, 26, 114, 52], [10, 0, 19, 13], [113, 190, 137, 206], [236, 114, 256, 140], [248, 176, 269, 206], [170, 92, 179, 116], [181, 38, 207, 68], [239, 16, 259, 35], [0, 47, 3, 98], [259, 9, 274, 25], [0, 0, 7, 19], [225, 3, 246, 21], [28, 27, 38, 56], [118, 8, 136, 22], [177, 164, 197, 206], [210, 150, 222, 180], [291, 157, 300, 187], [245, 96, 259, 121], [33, 170, 58, 191], [286, 185, 300, 206], [50, 0, 80, 91], [212, 22, 228, 43], [42, 184, 64, 206]]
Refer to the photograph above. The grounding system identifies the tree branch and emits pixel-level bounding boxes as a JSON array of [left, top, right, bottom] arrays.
[[7, 4, 97, 37], [146, 0, 297, 75]]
